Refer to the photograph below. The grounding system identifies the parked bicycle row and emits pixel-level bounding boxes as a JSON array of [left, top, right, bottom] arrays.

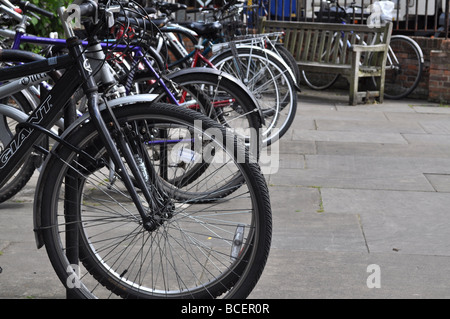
[[0, 0, 302, 298], [0, 0, 300, 199]]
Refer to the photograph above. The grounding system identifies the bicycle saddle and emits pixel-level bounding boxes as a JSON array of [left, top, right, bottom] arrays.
[[181, 21, 222, 38]]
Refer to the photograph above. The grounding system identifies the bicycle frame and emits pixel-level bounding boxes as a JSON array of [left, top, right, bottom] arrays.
[[0, 53, 79, 184], [6, 25, 256, 110], [0, 36, 161, 231], [0, 5, 262, 165], [159, 30, 216, 69], [0, 23, 180, 104]]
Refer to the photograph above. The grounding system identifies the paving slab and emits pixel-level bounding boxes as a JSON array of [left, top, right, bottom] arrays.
[[315, 119, 426, 134], [385, 111, 450, 123], [292, 129, 409, 144], [316, 141, 450, 158], [267, 154, 442, 191], [267, 185, 367, 252], [424, 173, 450, 192], [0, 202, 64, 299], [322, 188, 450, 256], [249, 250, 450, 299], [402, 133, 450, 145]]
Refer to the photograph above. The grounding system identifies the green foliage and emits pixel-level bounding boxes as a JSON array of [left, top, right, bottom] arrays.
[[27, 0, 70, 37]]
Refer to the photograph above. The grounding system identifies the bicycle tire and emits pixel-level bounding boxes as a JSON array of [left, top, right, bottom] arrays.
[[210, 46, 297, 146], [0, 91, 39, 203], [301, 70, 340, 90], [38, 102, 272, 299], [274, 44, 301, 87], [378, 35, 423, 100]]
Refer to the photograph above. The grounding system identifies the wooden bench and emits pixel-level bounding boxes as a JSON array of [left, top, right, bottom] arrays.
[[261, 21, 393, 105]]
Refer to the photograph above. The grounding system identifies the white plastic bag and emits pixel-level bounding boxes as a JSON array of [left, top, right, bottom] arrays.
[[367, 0, 395, 27]]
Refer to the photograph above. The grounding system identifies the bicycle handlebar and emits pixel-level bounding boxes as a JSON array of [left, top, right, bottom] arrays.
[[116, 15, 169, 30], [156, 1, 187, 13], [185, 7, 216, 14], [0, 3, 24, 22], [78, 1, 97, 18], [10, 0, 54, 18]]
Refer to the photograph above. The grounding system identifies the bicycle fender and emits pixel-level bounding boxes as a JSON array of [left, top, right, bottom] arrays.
[[165, 67, 265, 125], [33, 94, 158, 249], [390, 35, 425, 64], [210, 44, 300, 89], [0, 103, 29, 123], [236, 44, 299, 88]]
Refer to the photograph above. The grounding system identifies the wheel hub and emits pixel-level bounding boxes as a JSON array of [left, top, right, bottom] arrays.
[[143, 201, 175, 232]]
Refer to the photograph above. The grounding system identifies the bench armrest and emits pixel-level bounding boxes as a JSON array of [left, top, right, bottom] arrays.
[[351, 44, 388, 53]]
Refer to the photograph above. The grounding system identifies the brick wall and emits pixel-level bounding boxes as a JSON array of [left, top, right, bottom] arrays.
[[428, 39, 450, 104], [410, 37, 450, 103]]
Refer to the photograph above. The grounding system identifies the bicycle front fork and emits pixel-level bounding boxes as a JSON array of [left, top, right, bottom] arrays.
[[68, 37, 164, 231]]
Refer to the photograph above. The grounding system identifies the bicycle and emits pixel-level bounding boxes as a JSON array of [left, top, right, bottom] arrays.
[[0, 0, 272, 298], [0, 0, 264, 203], [302, 0, 424, 100], [147, 0, 298, 146], [154, 0, 299, 92]]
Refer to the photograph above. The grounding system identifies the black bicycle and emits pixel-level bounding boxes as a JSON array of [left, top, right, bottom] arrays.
[[0, 0, 272, 299]]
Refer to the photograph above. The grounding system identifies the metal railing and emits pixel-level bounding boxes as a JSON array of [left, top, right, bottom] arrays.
[[248, 0, 450, 38]]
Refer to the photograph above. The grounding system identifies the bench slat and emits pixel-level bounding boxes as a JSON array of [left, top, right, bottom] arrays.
[[317, 30, 327, 63], [324, 30, 333, 63], [331, 31, 341, 63], [302, 29, 312, 61]]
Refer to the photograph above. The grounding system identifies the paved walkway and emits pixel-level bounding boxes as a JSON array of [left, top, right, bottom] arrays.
[[2, 89, 450, 298]]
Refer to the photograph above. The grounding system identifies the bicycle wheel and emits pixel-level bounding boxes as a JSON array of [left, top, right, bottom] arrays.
[[300, 33, 341, 90], [38, 102, 272, 299], [135, 67, 262, 156], [301, 70, 340, 90], [379, 35, 423, 99], [274, 44, 301, 87], [0, 91, 40, 203], [211, 46, 297, 146], [138, 69, 262, 199]]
